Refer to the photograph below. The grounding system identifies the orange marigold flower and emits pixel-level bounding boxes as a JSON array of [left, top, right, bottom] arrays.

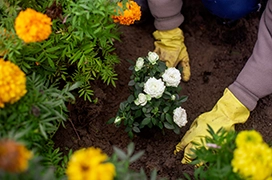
[[112, 1, 141, 25], [15, 8, 52, 43], [0, 139, 33, 173], [0, 58, 27, 108]]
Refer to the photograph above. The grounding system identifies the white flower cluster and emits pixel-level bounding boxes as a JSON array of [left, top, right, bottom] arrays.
[[135, 57, 144, 71], [134, 51, 159, 72], [134, 51, 182, 103], [134, 93, 151, 106], [162, 67, 181, 87], [173, 107, 187, 127], [133, 52, 187, 128], [144, 77, 165, 98]]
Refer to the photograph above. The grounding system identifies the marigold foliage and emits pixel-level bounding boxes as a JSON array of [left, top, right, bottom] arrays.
[[15, 8, 52, 43], [66, 147, 115, 180], [0, 139, 33, 173], [0, 28, 8, 56], [232, 130, 272, 180], [0, 58, 27, 108], [112, 1, 141, 25]]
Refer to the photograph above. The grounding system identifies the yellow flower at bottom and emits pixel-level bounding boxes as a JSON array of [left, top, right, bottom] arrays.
[[66, 147, 115, 180], [235, 130, 263, 148], [0, 58, 27, 108], [0, 139, 33, 173], [112, 1, 141, 25], [232, 142, 272, 180], [15, 8, 52, 43]]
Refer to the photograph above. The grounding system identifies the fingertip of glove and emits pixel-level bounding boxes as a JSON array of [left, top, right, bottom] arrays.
[[181, 156, 192, 164], [182, 75, 190, 82]]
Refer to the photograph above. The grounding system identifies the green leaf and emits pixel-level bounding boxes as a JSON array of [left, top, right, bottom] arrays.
[[46, 46, 61, 53], [163, 106, 170, 113], [39, 124, 48, 139], [107, 117, 115, 124], [128, 80, 135, 86], [164, 122, 175, 130], [127, 142, 135, 157], [129, 150, 145, 163], [150, 170, 158, 180], [68, 81, 82, 91], [120, 102, 126, 111], [127, 95, 135, 103], [47, 58, 55, 68], [165, 113, 173, 123], [132, 126, 140, 133], [141, 117, 151, 125], [113, 146, 127, 160], [151, 118, 157, 125]]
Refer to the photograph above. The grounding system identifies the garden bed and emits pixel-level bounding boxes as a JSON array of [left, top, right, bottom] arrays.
[[53, 0, 272, 179]]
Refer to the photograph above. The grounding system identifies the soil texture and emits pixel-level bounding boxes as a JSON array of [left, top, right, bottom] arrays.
[[53, 0, 272, 179]]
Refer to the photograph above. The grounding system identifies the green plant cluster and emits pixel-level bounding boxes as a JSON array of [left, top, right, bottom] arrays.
[[0, 73, 77, 178], [0, 0, 124, 178], [0, 0, 121, 101], [109, 52, 188, 138], [185, 126, 242, 180], [110, 142, 161, 180]]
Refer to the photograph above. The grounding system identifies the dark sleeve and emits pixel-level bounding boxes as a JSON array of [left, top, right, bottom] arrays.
[[229, 0, 272, 111], [147, 0, 184, 30]]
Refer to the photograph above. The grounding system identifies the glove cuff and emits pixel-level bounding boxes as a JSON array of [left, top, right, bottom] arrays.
[[153, 28, 184, 41], [216, 88, 250, 124]]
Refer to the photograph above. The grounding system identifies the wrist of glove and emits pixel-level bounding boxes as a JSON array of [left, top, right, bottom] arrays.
[[153, 27, 191, 82], [174, 88, 250, 164]]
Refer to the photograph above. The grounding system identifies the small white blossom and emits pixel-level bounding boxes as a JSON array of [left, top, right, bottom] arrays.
[[114, 116, 122, 124], [162, 67, 181, 87], [144, 77, 166, 98], [171, 95, 176, 100], [206, 143, 221, 149], [173, 107, 187, 127], [134, 93, 149, 106], [135, 57, 144, 71], [147, 51, 159, 65]]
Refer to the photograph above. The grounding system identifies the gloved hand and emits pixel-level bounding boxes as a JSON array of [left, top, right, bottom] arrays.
[[174, 88, 250, 164], [153, 27, 190, 82]]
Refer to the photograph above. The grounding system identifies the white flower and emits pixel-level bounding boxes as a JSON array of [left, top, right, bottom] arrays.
[[147, 51, 159, 65], [173, 107, 187, 127], [114, 116, 122, 124], [206, 143, 221, 149], [162, 67, 181, 87], [135, 57, 144, 71], [134, 93, 150, 106], [171, 95, 176, 100], [144, 77, 165, 98]]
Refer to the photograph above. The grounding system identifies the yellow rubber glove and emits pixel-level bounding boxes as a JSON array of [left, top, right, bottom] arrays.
[[174, 88, 250, 164], [153, 28, 190, 82]]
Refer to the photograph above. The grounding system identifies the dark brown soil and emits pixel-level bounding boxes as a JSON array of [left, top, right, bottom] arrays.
[[53, 0, 272, 179]]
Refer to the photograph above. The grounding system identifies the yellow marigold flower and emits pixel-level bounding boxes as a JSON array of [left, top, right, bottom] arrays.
[[232, 142, 272, 180], [112, 1, 141, 25], [0, 139, 33, 173], [235, 130, 263, 148], [66, 147, 115, 180], [15, 8, 52, 43], [0, 58, 27, 108]]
